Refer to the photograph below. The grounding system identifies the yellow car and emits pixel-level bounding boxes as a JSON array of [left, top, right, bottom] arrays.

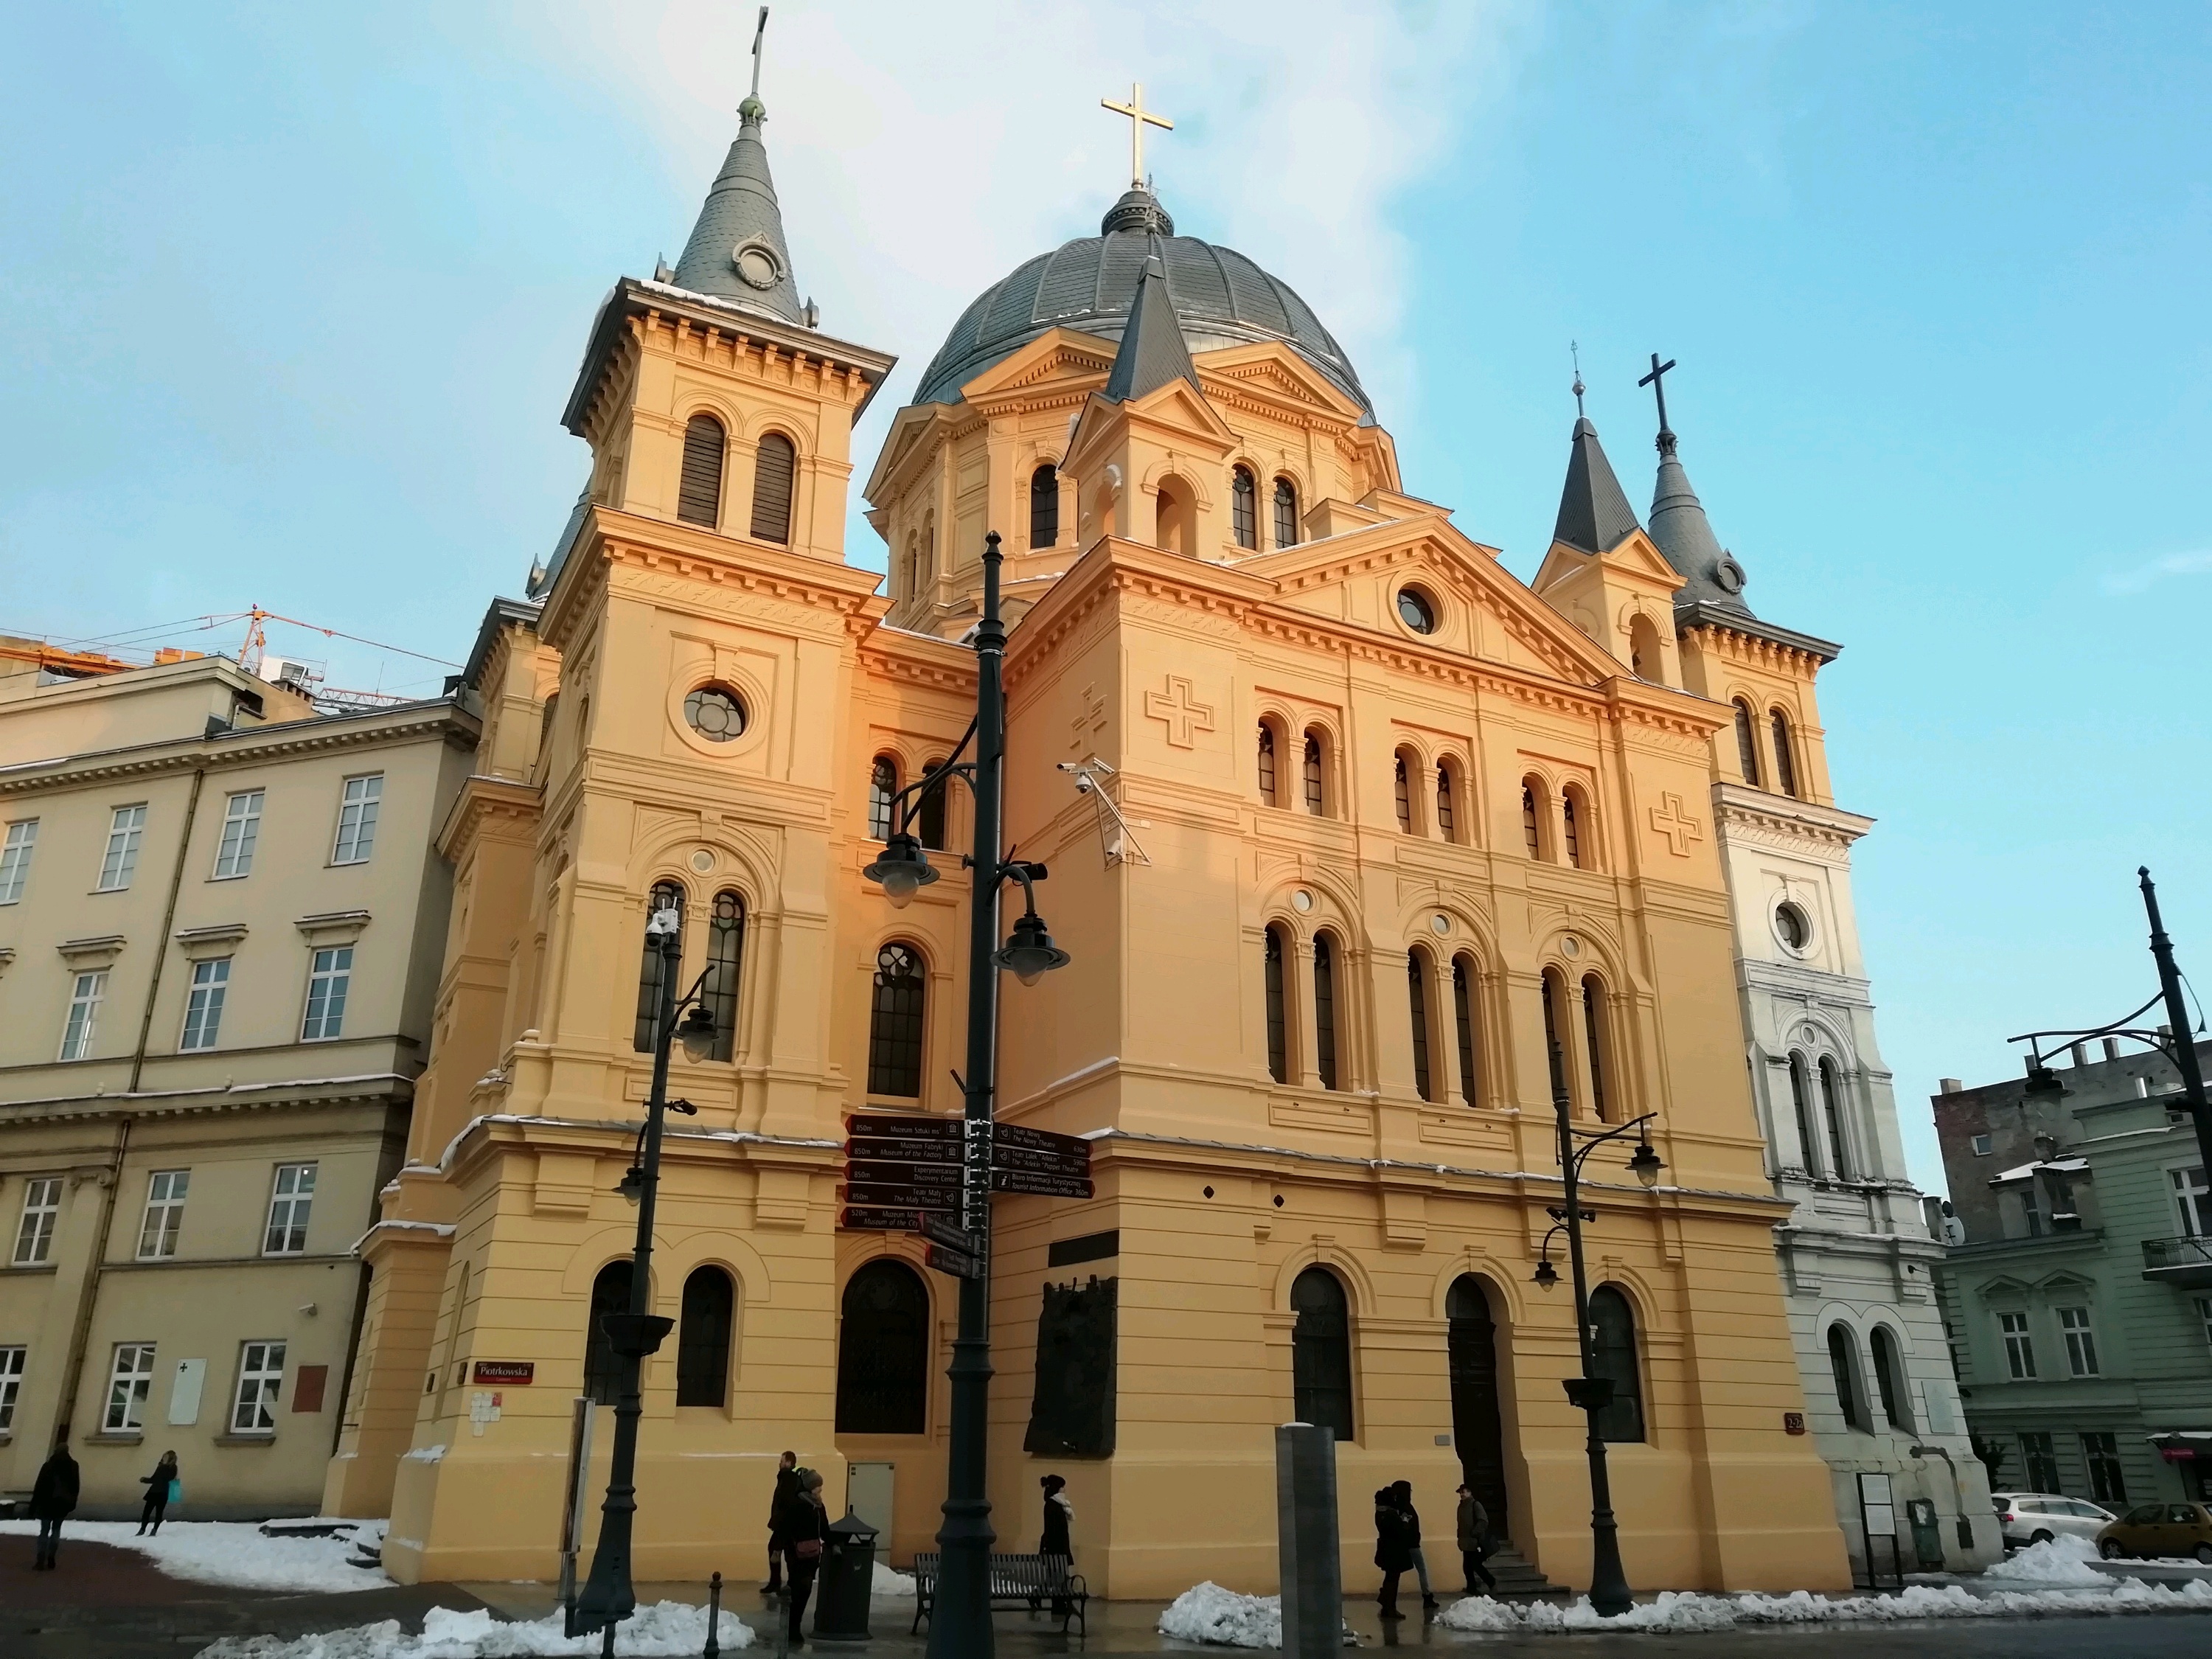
[[2096, 1501, 2212, 1563]]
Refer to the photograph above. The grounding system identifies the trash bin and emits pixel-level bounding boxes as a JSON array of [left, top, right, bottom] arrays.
[[811, 1507, 879, 1643]]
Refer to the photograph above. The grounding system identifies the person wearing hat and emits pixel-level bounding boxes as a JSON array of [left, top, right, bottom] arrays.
[[1038, 1474, 1075, 1617], [1456, 1481, 1498, 1595]]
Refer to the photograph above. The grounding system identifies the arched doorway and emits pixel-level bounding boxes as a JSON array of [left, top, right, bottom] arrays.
[[835, 1259, 931, 1435], [1447, 1275, 1509, 1543]]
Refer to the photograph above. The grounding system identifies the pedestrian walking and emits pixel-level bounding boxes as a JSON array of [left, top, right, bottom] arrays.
[[783, 1467, 827, 1648], [1372, 1486, 1415, 1620], [138, 1450, 181, 1536], [1392, 1480, 1439, 1611], [1455, 1482, 1498, 1594], [1038, 1473, 1075, 1618], [762, 1449, 799, 1596], [29, 1432, 79, 1571]]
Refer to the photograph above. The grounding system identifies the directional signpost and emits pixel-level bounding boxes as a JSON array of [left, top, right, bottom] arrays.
[[841, 1113, 1093, 1281]]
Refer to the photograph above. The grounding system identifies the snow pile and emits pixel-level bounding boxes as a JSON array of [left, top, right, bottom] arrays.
[[0, 1519, 390, 1593], [196, 1599, 753, 1658], [873, 1561, 917, 1596], [1439, 1576, 2212, 1634], [1986, 1536, 2109, 1586], [1158, 1581, 1282, 1648]]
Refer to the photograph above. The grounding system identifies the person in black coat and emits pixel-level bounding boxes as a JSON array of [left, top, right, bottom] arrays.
[[30, 1433, 80, 1571], [1038, 1474, 1075, 1618], [1372, 1486, 1415, 1619], [1393, 1480, 1439, 1611], [139, 1450, 180, 1536], [762, 1450, 799, 1595], [783, 1469, 827, 1648]]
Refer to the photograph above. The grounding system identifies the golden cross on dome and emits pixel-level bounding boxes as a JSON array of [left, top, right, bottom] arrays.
[[1102, 83, 1174, 189]]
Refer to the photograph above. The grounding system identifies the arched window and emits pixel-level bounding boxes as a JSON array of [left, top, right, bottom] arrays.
[[868, 757, 898, 842], [1263, 926, 1290, 1084], [1452, 956, 1481, 1108], [916, 758, 948, 850], [1870, 1326, 1911, 1431], [704, 891, 745, 1061], [750, 431, 796, 543], [633, 880, 684, 1052], [678, 414, 725, 528], [582, 1259, 631, 1406], [1588, 1286, 1645, 1441], [1435, 762, 1457, 843], [1787, 1052, 1820, 1175], [1827, 1324, 1865, 1430], [835, 1259, 929, 1435], [1312, 933, 1340, 1091], [1290, 1267, 1354, 1440], [1732, 700, 1761, 786], [1231, 466, 1257, 549], [1819, 1057, 1851, 1180], [1581, 974, 1611, 1122], [1394, 753, 1413, 833], [1408, 950, 1435, 1102], [1540, 968, 1570, 1106], [1154, 475, 1194, 555], [676, 1266, 734, 1408], [1521, 783, 1543, 858], [868, 943, 926, 1098], [1272, 477, 1300, 548], [1770, 709, 1798, 798], [1029, 463, 1060, 549], [1629, 613, 1663, 682], [1256, 723, 1279, 807], [1302, 732, 1325, 815], [1562, 786, 1587, 869]]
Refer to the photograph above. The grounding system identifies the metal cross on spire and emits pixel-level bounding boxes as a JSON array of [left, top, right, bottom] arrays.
[[1102, 83, 1174, 189], [744, 6, 769, 112], [1571, 340, 1586, 419], [1638, 352, 1677, 452]]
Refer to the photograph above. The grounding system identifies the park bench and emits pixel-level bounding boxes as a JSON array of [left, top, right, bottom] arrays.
[[910, 1551, 1088, 1635]]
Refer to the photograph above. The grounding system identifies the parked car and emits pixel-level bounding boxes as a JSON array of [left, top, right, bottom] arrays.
[[2096, 1502, 2212, 1563], [1990, 1492, 2116, 1549]]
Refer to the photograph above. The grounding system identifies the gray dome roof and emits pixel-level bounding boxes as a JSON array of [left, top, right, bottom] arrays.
[[911, 190, 1373, 420]]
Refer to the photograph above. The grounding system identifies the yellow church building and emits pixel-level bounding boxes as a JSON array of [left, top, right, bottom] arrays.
[[322, 78, 1852, 1600]]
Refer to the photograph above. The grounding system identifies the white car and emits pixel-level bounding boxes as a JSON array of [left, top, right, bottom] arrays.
[[1991, 1492, 2115, 1549]]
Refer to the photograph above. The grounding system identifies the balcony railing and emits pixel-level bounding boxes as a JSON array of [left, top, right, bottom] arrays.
[[2141, 1234, 2212, 1287]]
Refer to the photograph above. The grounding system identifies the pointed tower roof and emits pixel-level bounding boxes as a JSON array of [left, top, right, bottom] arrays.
[[668, 94, 806, 325], [1102, 248, 1203, 403], [1551, 417, 1642, 555], [1648, 428, 1755, 619]]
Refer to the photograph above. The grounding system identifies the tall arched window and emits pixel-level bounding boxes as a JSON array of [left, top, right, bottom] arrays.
[[1562, 787, 1585, 869], [1540, 968, 1570, 1105], [1452, 956, 1481, 1108], [1770, 709, 1798, 798], [1435, 762, 1457, 843], [1787, 1052, 1820, 1175], [1312, 934, 1340, 1091], [676, 1266, 734, 1407], [678, 414, 726, 528], [1828, 1324, 1865, 1430], [868, 757, 898, 842], [1302, 733, 1325, 815], [1394, 753, 1413, 833], [1732, 700, 1761, 786], [705, 891, 745, 1061], [1819, 1057, 1851, 1180], [750, 431, 796, 543], [1581, 974, 1611, 1122], [1290, 1267, 1354, 1440], [1629, 613, 1663, 682], [1231, 466, 1257, 549], [1273, 477, 1300, 548], [903, 532, 919, 602], [1029, 462, 1060, 549], [582, 1259, 631, 1406], [868, 943, 926, 1098], [1588, 1286, 1645, 1441], [916, 759, 948, 850], [1408, 950, 1435, 1102], [1521, 784, 1543, 858], [835, 1259, 929, 1435], [1257, 724, 1279, 806], [1870, 1326, 1911, 1431], [634, 880, 684, 1052], [1264, 926, 1290, 1084]]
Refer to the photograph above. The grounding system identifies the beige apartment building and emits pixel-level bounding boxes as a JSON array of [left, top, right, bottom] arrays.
[[0, 647, 475, 1517]]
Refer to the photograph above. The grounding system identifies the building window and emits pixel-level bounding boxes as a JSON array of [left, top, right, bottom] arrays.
[[212, 789, 264, 879], [1521, 785, 1542, 858], [1408, 950, 1434, 1103], [2019, 1180, 2046, 1237], [678, 413, 726, 527], [0, 1346, 24, 1432], [835, 1259, 930, 1435], [1732, 700, 1760, 786], [98, 804, 147, 891], [2083, 1432, 2127, 1505], [230, 1340, 285, 1435], [1230, 466, 1257, 549], [582, 1260, 629, 1406], [179, 958, 230, 1051], [705, 891, 745, 1062], [1770, 709, 1798, 798], [868, 943, 926, 1098], [301, 946, 352, 1041], [1394, 754, 1413, 833], [1256, 725, 1278, 806], [1589, 1286, 1645, 1441], [1302, 733, 1325, 815], [675, 1266, 735, 1408], [633, 881, 684, 1052], [1581, 975, 1611, 1121], [137, 1170, 189, 1260], [2019, 1430, 2060, 1493], [263, 1163, 316, 1256], [683, 685, 746, 742], [0, 818, 37, 903], [105, 1342, 156, 1433], [1788, 1053, 1820, 1175], [1434, 763, 1456, 841], [1970, 1132, 1993, 1157], [2059, 1306, 2099, 1377], [2197, 1295, 2212, 1357], [60, 970, 107, 1061], [1999, 1310, 2037, 1380], [332, 773, 383, 864], [916, 759, 948, 850], [1820, 1057, 1852, 1180], [1312, 934, 1340, 1091], [1452, 956, 1481, 1108], [1290, 1267, 1354, 1441], [751, 432, 797, 543], [1562, 787, 1587, 869], [1828, 1324, 1866, 1430], [868, 757, 898, 842], [1870, 1325, 1910, 1430], [13, 1178, 62, 1265], [1272, 477, 1299, 548], [2173, 1166, 2210, 1235], [1029, 463, 1060, 549], [1541, 969, 1570, 1106], [1263, 926, 1289, 1085]]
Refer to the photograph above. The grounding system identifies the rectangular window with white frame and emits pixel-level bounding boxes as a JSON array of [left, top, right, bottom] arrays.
[[212, 789, 264, 880], [60, 969, 108, 1061], [229, 1340, 286, 1434], [2058, 1306, 2099, 1377], [2175, 1166, 2210, 1237], [105, 1341, 156, 1433], [0, 818, 37, 904], [263, 1163, 316, 1255], [301, 946, 352, 1040], [97, 804, 147, 891], [2197, 1295, 2212, 1357], [136, 1170, 189, 1260], [13, 1178, 63, 1266], [178, 958, 230, 1051], [331, 773, 383, 864], [1999, 1310, 2037, 1380], [0, 1345, 24, 1431]]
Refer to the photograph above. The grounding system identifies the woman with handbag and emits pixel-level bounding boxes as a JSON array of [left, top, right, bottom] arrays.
[[784, 1468, 827, 1648], [138, 1450, 181, 1537]]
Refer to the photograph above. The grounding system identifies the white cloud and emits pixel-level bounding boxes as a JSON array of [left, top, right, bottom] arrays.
[[2101, 549, 2212, 595]]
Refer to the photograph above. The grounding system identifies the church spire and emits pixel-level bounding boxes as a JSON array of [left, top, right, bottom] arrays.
[[667, 9, 806, 325], [1640, 355, 1755, 616], [1102, 247, 1201, 403], [1551, 406, 1642, 557]]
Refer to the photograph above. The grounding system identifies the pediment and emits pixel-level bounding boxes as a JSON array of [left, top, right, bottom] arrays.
[[1194, 342, 1365, 422], [960, 327, 1116, 404], [1534, 527, 1686, 600]]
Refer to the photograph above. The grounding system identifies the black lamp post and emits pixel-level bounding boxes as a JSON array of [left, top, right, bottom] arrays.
[[1530, 1056, 1663, 1619], [571, 908, 719, 1649], [860, 529, 1069, 1659]]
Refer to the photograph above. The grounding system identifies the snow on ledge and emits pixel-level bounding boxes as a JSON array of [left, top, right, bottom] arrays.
[[195, 1599, 754, 1657]]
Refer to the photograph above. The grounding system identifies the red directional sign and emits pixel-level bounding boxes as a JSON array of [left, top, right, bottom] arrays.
[[841, 1204, 944, 1233], [841, 1181, 961, 1211], [839, 1114, 1093, 1231]]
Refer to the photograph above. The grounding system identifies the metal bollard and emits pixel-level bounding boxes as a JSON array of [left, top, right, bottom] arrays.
[[705, 1570, 723, 1659]]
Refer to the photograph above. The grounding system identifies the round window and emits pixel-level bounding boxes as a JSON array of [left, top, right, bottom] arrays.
[[684, 686, 747, 742], [1775, 902, 1811, 951], [1396, 586, 1439, 634], [732, 239, 783, 291]]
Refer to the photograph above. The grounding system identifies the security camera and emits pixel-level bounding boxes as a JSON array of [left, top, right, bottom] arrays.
[[1074, 772, 1095, 795]]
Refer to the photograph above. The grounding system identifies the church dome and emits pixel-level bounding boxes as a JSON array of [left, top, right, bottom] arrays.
[[911, 189, 1374, 422]]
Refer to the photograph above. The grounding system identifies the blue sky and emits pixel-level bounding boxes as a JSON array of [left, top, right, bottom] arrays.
[[3, 2, 2207, 1192]]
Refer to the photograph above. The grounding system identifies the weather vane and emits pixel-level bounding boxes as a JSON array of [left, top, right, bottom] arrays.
[[1102, 83, 1173, 190]]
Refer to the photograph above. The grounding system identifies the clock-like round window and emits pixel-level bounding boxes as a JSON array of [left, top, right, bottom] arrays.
[[684, 686, 747, 742], [1396, 585, 1439, 634], [1775, 902, 1811, 951], [732, 239, 783, 291]]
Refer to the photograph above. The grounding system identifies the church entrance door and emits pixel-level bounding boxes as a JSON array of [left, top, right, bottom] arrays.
[[1447, 1275, 1510, 1544]]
